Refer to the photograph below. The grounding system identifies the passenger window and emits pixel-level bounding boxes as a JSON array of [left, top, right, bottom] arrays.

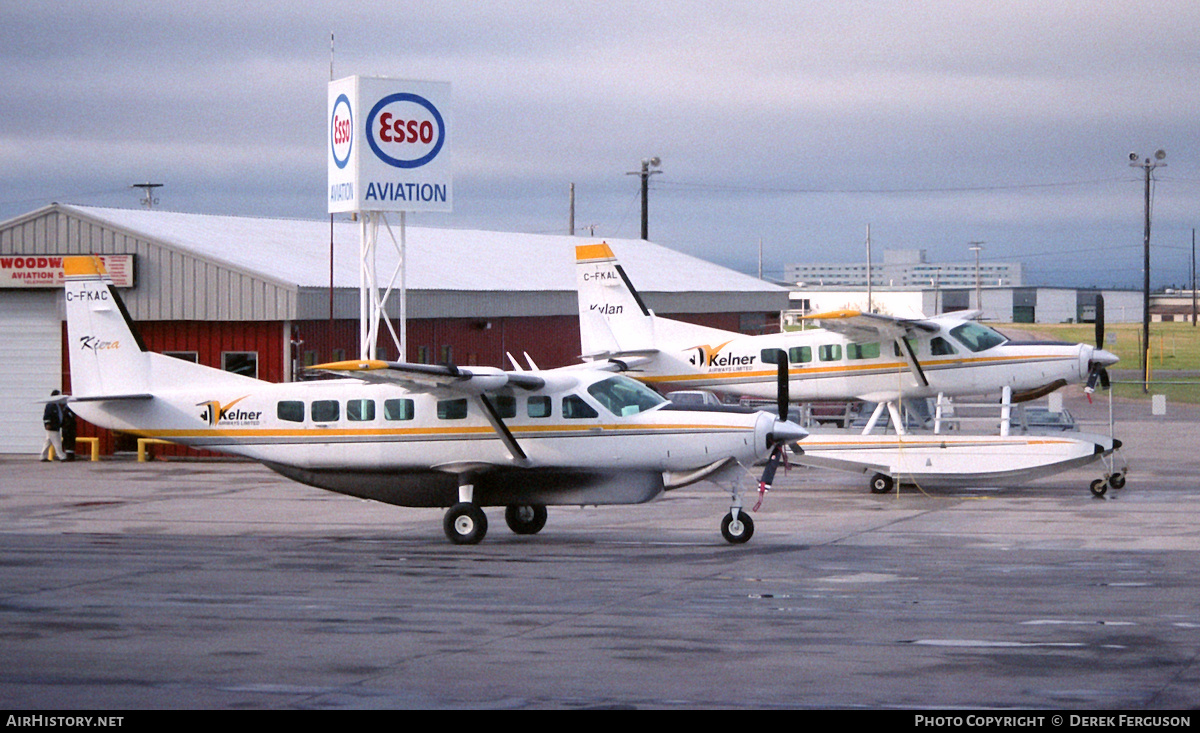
[[931, 337, 958, 356], [347, 399, 374, 421], [563, 395, 599, 419], [384, 398, 415, 421], [490, 395, 517, 418], [527, 396, 552, 419], [893, 338, 918, 357], [818, 344, 842, 361], [277, 401, 304, 423], [437, 399, 468, 420], [847, 343, 880, 360], [311, 400, 339, 422], [760, 348, 785, 364], [789, 346, 812, 364]]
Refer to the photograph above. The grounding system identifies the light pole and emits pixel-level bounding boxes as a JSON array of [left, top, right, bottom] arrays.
[[1129, 150, 1166, 393], [969, 241, 984, 314], [627, 157, 661, 240]]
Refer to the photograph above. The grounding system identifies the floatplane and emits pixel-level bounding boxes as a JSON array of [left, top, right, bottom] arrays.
[[574, 243, 1125, 496], [60, 255, 806, 544]]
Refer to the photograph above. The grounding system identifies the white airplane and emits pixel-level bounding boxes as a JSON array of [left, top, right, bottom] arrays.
[[575, 243, 1125, 494], [575, 242, 1118, 410], [60, 255, 806, 545]]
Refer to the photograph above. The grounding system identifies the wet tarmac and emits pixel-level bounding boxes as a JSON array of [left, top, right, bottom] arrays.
[[1, 392, 1198, 710]]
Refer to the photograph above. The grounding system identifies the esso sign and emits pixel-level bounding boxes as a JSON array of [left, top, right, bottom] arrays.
[[366, 93, 446, 169], [330, 94, 353, 169]]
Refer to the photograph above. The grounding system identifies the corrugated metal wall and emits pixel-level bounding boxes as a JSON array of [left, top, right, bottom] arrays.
[[1, 207, 299, 322]]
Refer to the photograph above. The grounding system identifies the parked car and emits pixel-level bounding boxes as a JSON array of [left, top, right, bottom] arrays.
[[665, 390, 726, 408], [1021, 406, 1077, 431]]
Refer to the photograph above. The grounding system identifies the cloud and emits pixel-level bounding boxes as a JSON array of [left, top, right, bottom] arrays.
[[2, 1, 1199, 288]]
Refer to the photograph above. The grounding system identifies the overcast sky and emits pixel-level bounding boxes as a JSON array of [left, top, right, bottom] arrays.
[[3, 1, 1199, 289]]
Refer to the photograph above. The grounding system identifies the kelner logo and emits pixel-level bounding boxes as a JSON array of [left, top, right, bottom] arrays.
[[687, 341, 756, 369], [365, 92, 446, 169], [197, 396, 262, 427]]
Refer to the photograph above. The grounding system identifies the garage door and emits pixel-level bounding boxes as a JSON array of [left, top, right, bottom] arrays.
[[0, 291, 62, 454]]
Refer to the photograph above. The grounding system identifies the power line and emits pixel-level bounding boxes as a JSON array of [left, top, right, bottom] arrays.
[[657, 176, 1130, 196]]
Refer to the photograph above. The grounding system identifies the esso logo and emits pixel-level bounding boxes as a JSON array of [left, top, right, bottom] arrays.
[[365, 93, 445, 169], [330, 94, 353, 169]]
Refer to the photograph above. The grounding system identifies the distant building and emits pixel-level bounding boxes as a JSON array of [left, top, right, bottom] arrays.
[[787, 285, 1142, 325], [786, 249, 1023, 289]]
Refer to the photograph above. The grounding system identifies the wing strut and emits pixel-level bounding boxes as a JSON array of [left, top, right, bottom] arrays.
[[474, 394, 529, 464], [895, 337, 929, 388]]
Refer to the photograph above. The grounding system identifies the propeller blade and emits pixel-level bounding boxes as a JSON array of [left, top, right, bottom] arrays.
[[1094, 294, 1105, 349], [1100, 368, 1110, 390], [760, 447, 783, 489], [776, 353, 789, 421]]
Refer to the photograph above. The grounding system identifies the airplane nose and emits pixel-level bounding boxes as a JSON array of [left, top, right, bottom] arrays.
[[769, 419, 808, 447], [1092, 348, 1119, 367]]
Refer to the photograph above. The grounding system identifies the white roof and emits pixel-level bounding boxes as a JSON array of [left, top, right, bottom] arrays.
[[67, 205, 783, 296]]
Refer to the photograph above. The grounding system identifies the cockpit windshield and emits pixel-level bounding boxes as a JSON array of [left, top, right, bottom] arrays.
[[586, 375, 666, 417], [948, 322, 1008, 352]]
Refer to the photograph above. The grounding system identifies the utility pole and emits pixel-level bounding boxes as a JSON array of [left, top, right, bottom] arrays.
[[1192, 228, 1196, 327], [866, 224, 873, 313], [1130, 150, 1166, 393], [568, 183, 575, 235], [627, 157, 661, 240]]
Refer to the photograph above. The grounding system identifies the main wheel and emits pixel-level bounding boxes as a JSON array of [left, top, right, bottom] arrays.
[[505, 504, 548, 535], [721, 511, 754, 544], [444, 502, 488, 544], [1089, 478, 1108, 498], [869, 473, 894, 494], [1108, 472, 1126, 490]]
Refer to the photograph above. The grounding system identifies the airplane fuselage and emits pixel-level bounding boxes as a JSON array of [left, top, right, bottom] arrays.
[[71, 367, 778, 506], [631, 327, 1094, 403]]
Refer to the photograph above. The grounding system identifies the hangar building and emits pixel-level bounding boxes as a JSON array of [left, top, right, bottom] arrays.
[[0, 204, 787, 455]]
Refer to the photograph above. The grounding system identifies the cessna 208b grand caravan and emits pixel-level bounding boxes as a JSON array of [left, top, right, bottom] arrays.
[[61, 256, 805, 544], [575, 243, 1124, 494], [575, 243, 1118, 410]]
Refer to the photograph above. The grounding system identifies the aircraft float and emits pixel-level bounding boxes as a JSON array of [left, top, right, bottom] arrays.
[[575, 243, 1125, 496], [60, 255, 806, 544]]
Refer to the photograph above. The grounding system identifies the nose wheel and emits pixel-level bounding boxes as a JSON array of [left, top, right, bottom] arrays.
[[721, 509, 754, 543]]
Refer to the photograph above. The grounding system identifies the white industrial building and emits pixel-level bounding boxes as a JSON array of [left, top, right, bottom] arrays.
[[786, 249, 1023, 289], [787, 285, 1143, 325]]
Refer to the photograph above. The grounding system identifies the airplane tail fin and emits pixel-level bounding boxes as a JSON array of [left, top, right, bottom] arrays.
[[62, 256, 153, 398], [575, 243, 656, 357], [63, 256, 258, 400], [575, 243, 738, 360]]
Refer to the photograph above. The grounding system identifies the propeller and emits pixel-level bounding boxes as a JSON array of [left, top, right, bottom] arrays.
[[755, 352, 804, 508], [1085, 295, 1114, 401]]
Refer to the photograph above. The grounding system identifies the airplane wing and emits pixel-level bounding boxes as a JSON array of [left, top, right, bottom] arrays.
[[799, 309, 941, 342], [800, 310, 942, 388], [308, 359, 548, 466], [307, 359, 546, 393]]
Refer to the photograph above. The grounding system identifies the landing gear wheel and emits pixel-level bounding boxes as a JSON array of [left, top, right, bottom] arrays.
[[444, 503, 488, 544], [869, 473, 894, 494], [1108, 472, 1126, 490], [721, 511, 754, 544], [505, 504, 547, 535], [1089, 478, 1109, 498]]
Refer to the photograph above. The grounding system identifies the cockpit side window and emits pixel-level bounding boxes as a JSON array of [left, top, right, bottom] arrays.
[[931, 337, 958, 356], [563, 394, 599, 419], [949, 323, 1007, 352], [586, 376, 665, 417]]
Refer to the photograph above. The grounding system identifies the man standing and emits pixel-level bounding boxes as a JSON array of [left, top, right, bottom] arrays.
[[40, 391, 66, 462]]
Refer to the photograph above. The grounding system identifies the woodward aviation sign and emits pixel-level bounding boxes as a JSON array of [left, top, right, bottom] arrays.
[[1, 254, 134, 289], [327, 76, 452, 214]]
